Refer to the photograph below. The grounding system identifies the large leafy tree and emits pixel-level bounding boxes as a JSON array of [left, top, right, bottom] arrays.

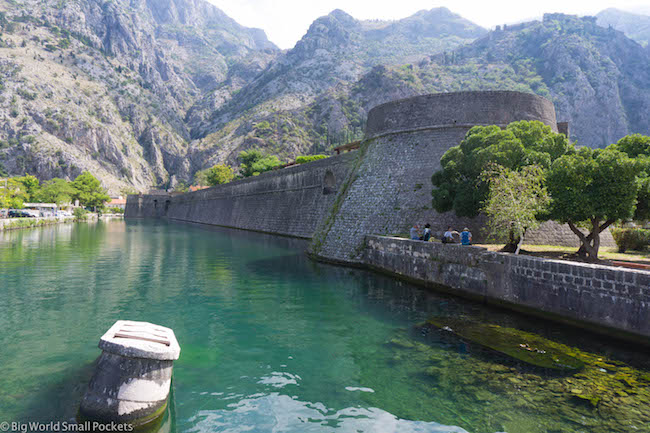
[[238, 150, 281, 177], [36, 178, 77, 205], [15, 174, 40, 202], [612, 134, 650, 222], [612, 134, 650, 158], [206, 164, 235, 186], [547, 148, 639, 260], [0, 178, 28, 209], [482, 165, 550, 254], [432, 120, 572, 218], [71, 171, 110, 210]]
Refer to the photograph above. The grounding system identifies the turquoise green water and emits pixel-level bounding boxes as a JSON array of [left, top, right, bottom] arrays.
[[0, 220, 649, 433]]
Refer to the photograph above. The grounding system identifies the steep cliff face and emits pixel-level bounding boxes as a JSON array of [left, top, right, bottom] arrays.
[[0, 0, 276, 192], [187, 7, 486, 168]]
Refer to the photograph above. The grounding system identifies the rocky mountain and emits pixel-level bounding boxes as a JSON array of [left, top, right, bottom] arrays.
[[1, 2, 650, 192], [0, 0, 277, 192], [194, 12, 650, 166], [439, 13, 650, 147], [0, 1, 488, 191], [187, 8, 486, 167], [596, 8, 650, 47]]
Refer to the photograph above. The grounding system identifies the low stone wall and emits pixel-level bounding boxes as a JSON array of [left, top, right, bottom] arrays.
[[125, 153, 357, 239], [0, 216, 75, 231], [364, 235, 650, 340]]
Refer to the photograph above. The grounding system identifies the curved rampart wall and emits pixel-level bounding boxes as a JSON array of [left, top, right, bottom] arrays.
[[310, 91, 609, 263], [126, 152, 357, 239], [365, 91, 558, 138]]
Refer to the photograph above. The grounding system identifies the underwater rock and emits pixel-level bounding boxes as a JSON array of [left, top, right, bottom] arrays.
[[417, 318, 585, 371]]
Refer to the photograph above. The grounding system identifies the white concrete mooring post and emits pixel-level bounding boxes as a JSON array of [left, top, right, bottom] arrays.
[[79, 320, 181, 426]]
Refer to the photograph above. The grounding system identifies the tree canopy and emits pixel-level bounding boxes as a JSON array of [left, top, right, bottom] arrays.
[[205, 164, 235, 186], [71, 171, 110, 210], [482, 164, 550, 254], [36, 178, 77, 205], [431, 121, 650, 260], [546, 147, 639, 259], [611, 134, 650, 222], [238, 150, 281, 177], [432, 120, 572, 218]]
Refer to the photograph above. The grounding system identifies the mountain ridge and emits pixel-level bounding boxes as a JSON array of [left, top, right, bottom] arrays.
[[1, 1, 649, 194]]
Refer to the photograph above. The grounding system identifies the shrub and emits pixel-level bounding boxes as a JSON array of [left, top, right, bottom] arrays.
[[296, 155, 328, 164], [611, 228, 650, 253], [73, 207, 87, 221]]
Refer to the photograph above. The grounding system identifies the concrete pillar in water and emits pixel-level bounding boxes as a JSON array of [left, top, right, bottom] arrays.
[[79, 320, 181, 426]]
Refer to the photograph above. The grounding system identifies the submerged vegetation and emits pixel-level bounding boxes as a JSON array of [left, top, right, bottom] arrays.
[[357, 319, 650, 433]]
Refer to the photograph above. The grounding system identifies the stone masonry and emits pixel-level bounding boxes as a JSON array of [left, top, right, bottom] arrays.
[[310, 91, 604, 264], [126, 152, 356, 239], [364, 235, 650, 340]]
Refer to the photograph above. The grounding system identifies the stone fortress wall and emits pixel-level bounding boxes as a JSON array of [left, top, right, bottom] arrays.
[[126, 152, 357, 238], [310, 91, 612, 264], [364, 235, 650, 340], [126, 91, 613, 251]]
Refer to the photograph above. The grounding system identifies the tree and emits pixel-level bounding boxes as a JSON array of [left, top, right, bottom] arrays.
[[36, 178, 76, 205], [193, 169, 209, 186], [71, 171, 109, 210], [0, 178, 29, 209], [15, 174, 40, 201], [547, 147, 639, 260], [432, 120, 572, 218], [612, 134, 650, 222], [482, 165, 550, 254], [238, 150, 281, 177], [612, 134, 650, 158], [205, 164, 234, 186]]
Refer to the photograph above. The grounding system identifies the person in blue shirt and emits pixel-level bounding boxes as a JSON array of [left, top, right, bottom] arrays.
[[460, 227, 472, 245], [410, 224, 420, 240]]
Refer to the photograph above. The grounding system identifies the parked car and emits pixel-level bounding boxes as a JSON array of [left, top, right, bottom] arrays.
[[8, 210, 35, 218], [0, 209, 8, 218]]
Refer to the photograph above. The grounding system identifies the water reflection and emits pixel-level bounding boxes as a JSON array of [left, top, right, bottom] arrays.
[[188, 394, 471, 433], [0, 220, 648, 433]]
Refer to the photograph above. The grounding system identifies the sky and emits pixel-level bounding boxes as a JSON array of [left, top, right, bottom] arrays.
[[207, 0, 650, 49]]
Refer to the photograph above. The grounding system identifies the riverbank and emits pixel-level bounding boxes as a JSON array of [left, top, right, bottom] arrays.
[[363, 235, 650, 343], [0, 214, 123, 231]]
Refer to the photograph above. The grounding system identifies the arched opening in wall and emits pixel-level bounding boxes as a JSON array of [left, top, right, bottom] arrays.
[[153, 200, 158, 209], [323, 170, 336, 195], [164, 200, 170, 214]]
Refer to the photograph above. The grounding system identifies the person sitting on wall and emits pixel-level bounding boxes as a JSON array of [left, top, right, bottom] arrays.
[[460, 227, 473, 246], [421, 223, 432, 241], [410, 224, 420, 240], [442, 226, 457, 243]]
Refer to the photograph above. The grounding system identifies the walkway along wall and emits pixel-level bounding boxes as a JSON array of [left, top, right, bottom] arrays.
[[364, 236, 650, 341], [125, 152, 357, 238]]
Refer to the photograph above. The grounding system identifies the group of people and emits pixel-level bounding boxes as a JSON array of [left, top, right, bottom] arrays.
[[410, 224, 472, 245]]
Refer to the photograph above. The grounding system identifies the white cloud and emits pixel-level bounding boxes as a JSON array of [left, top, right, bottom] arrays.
[[207, 0, 650, 49]]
